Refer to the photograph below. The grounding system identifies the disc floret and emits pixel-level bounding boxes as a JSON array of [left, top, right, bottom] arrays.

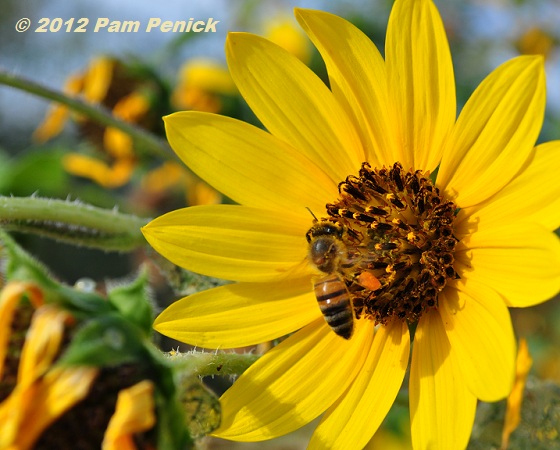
[[308, 162, 459, 325]]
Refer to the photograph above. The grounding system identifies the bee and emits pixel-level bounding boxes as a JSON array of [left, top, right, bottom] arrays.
[[313, 274, 354, 339], [306, 220, 355, 339]]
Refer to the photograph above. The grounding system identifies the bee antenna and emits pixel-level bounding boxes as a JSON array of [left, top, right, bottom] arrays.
[[305, 207, 319, 222]]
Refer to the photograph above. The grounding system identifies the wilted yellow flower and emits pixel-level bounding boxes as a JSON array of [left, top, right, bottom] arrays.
[[143, 0, 560, 448], [0, 279, 171, 449], [0, 282, 99, 450], [34, 57, 158, 189], [0, 232, 201, 449], [33, 56, 114, 142]]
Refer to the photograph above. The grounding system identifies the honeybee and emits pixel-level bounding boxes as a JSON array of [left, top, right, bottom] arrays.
[[306, 220, 355, 339]]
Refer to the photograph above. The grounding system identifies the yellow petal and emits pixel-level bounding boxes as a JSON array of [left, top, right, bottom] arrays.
[[33, 73, 83, 142], [82, 56, 114, 103], [212, 317, 371, 441], [456, 222, 560, 307], [103, 127, 134, 159], [385, 0, 456, 171], [460, 141, 560, 232], [0, 366, 98, 450], [0, 282, 43, 380], [440, 279, 515, 401], [309, 320, 409, 450], [141, 161, 186, 195], [141, 205, 309, 282], [164, 112, 336, 211], [102, 380, 156, 450], [154, 278, 321, 349], [62, 154, 135, 188], [18, 305, 72, 386], [176, 58, 236, 94], [410, 309, 477, 450], [263, 16, 311, 64], [226, 32, 364, 181], [295, 9, 397, 166], [438, 56, 545, 207], [32, 104, 71, 143]]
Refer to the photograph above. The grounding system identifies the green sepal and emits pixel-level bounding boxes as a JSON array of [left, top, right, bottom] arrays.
[[57, 313, 149, 367], [55, 283, 115, 316], [107, 266, 154, 336]]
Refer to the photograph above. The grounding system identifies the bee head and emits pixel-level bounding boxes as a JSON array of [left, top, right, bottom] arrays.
[[309, 236, 340, 273], [305, 220, 344, 243]]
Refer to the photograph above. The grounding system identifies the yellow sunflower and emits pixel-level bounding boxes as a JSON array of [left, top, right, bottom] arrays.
[[143, 0, 560, 448]]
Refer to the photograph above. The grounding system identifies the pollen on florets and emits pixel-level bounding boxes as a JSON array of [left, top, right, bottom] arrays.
[[308, 162, 459, 325]]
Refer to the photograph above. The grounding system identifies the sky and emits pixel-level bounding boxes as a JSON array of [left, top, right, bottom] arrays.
[[1, 0, 559, 150]]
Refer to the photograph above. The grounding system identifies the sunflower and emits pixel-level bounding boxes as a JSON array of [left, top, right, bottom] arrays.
[[143, 0, 560, 448]]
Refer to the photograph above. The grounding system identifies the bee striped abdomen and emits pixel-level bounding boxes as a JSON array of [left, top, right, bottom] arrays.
[[314, 275, 354, 339]]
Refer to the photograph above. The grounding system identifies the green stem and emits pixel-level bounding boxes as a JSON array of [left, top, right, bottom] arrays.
[[0, 68, 174, 160], [0, 196, 150, 251], [168, 350, 260, 377]]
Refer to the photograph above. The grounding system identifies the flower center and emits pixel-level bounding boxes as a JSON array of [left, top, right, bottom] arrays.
[[306, 162, 459, 326]]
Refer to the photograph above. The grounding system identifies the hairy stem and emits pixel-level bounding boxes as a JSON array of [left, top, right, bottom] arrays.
[[168, 350, 260, 378], [0, 196, 149, 251]]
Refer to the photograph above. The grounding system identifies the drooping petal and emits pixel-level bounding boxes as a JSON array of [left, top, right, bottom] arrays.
[[295, 8, 398, 166], [0, 282, 43, 380], [102, 380, 156, 450], [226, 32, 364, 181], [308, 320, 409, 450], [82, 56, 114, 103], [437, 56, 545, 208], [18, 305, 72, 386], [440, 280, 515, 401], [385, 0, 456, 171], [141, 205, 309, 283], [455, 222, 560, 307], [459, 141, 560, 232], [410, 309, 477, 450], [164, 112, 336, 211], [501, 338, 533, 449], [154, 278, 320, 349], [212, 318, 372, 441]]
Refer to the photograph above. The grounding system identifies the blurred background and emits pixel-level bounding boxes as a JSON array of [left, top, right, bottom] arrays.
[[1, 0, 559, 448]]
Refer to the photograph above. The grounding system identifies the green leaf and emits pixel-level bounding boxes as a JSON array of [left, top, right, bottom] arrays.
[[0, 149, 13, 192], [5, 148, 69, 197]]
